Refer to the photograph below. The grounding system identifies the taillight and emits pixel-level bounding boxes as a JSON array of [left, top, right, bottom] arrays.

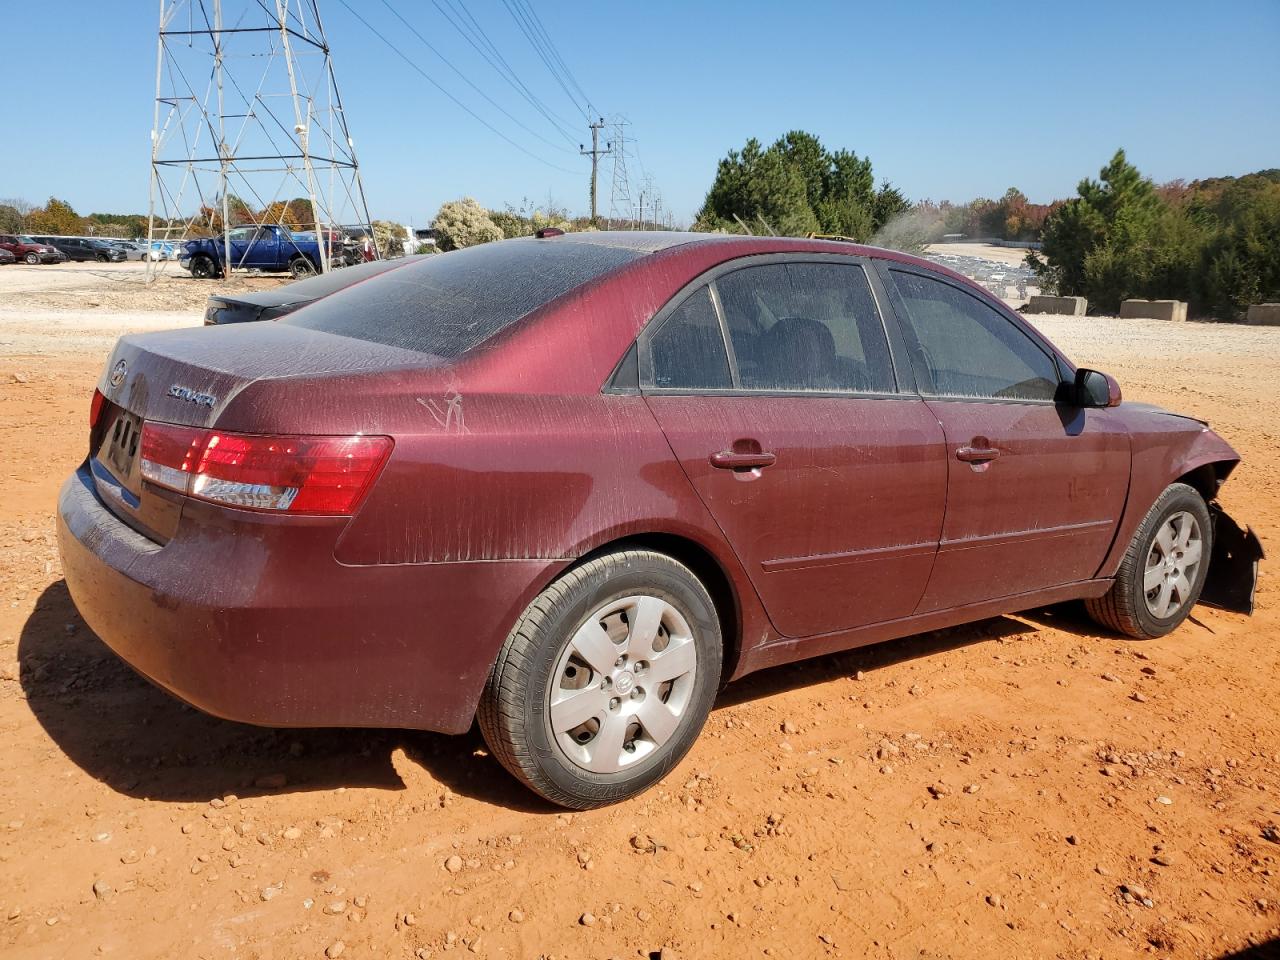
[[140, 423, 392, 515], [89, 389, 107, 429]]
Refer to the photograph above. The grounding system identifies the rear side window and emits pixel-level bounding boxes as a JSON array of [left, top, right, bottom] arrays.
[[648, 286, 732, 389], [282, 239, 641, 359], [890, 270, 1060, 400], [715, 262, 896, 393]]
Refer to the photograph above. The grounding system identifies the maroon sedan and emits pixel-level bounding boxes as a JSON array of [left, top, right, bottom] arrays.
[[57, 233, 1261, 807]]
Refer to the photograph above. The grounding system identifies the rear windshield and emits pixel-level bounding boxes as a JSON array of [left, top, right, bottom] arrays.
[[265, 254, 423, 305], [281, 239, 641, 358]]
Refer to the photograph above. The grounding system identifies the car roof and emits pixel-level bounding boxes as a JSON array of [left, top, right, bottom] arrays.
[[542, 230, 957, 277]]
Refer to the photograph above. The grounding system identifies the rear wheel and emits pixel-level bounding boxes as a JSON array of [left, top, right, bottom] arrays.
[[479, 549, 722, 808], [1086, 482, 1212, 638], [289, 256, 317, 279], [190, 255, 217, 279]]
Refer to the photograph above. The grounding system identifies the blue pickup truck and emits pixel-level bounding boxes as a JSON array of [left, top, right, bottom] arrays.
[[179, 225, 357, 279]]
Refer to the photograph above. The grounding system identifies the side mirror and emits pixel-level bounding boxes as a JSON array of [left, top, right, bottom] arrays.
[[1070, 368, 1122, 408]]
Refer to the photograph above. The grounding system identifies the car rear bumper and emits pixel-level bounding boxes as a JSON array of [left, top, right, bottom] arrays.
[[56, 463, 563, 733]]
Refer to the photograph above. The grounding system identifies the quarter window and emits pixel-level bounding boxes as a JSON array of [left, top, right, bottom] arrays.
[[890, 270, 1060, 401], [714, 263, 895, 394], [648, 286, 732, 390]]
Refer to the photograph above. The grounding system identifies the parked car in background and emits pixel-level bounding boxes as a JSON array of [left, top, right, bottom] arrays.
[[145, 240, 176, 261], [180, 224, 351, 278], [203, 255, 422, 325], [35, 236, 128, 263], [0, 248, 15, 265], [57, 232, 1261, 809], [103, 240, 147, 261], [0, 234, 63, 264]]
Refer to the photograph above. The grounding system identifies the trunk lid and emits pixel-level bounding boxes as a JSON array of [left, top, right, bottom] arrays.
[[91, 323, 435, 541]]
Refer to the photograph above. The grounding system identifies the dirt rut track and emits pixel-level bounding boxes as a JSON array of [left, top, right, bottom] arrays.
[[1, 264, 1278, 959]]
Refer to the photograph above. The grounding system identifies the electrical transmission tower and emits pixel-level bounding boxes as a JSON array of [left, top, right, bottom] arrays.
[[147, 0, 376, 278], [606, 117, 634, 229]]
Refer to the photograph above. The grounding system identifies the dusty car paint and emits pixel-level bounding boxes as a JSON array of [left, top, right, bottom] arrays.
[[56, 233, 1258, 733]]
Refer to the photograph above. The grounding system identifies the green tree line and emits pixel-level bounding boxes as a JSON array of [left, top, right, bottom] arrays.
[[1029, 150, 1280, 319], [691, 130, 910, 240]]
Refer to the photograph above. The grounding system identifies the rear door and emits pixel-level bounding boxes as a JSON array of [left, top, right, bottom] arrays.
[[878, 264, 1131, 612], [641, 256, 947, 639]]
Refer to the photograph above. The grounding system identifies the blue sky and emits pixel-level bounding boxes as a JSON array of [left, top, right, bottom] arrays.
[[1, 0, 1277, 226]]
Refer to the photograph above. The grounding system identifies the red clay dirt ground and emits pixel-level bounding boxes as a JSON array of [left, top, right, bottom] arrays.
[[1, 290, 1278, 959]]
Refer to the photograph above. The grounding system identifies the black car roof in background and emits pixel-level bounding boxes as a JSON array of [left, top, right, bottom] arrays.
[[211, 254, 429, 309]]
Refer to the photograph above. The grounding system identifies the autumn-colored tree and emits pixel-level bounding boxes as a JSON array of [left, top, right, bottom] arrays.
[[260, 201, 301, 230], [28, 197, 84, 235]]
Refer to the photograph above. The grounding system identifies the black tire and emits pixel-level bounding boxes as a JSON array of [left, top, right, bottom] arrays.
[[1086, 482, 1212, 639], [24, 252, 39, 265], [190, 255, 217, 279], [289, 256, 317, 279], [478, 549, 723, 809]]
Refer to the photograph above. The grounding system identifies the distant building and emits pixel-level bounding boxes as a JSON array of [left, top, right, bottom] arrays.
[[412, 226, 437, 252]]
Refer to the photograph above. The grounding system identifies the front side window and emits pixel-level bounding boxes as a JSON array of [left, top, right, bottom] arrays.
[[714, 262, 895, 394], [890, 270, 1060, 401], [647, 286, 732, 390], [227, 227, 256, 242]]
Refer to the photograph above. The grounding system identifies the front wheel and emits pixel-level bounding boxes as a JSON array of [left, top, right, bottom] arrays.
[[189, 255, 218, 279], [479, 550, 722, 808], [24, 252, 39, 265], [1086, 482, 1212, 639]]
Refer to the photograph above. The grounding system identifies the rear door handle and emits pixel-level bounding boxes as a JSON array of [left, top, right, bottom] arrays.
[[956, 445, 1000, 463], [709, 451, 777, 470]]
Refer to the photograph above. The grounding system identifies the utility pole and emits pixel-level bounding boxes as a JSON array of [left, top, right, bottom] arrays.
[[579, 117, 611, 226]]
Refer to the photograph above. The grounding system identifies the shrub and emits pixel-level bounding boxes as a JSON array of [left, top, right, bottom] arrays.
[[432, 198, 504, 251]]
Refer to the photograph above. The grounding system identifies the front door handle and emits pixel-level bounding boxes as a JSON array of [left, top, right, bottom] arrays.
[[956, 445, 1000, 463], [709, 450, 777, 470]]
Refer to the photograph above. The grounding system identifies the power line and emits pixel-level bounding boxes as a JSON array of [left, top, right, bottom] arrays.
[[334, 0, 582, 175], [514, 0, 596, 116], [429, 0, 580, 143], [500, 0, 591, 122], [377, 0, 573, 154]]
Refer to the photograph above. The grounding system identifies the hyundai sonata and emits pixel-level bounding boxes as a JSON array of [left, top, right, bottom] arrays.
[[57, 232, 1261, 808]]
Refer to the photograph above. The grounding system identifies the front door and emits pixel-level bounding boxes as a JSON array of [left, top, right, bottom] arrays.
[[880, 266, 1131, 612], [641, 258, 948, 639]]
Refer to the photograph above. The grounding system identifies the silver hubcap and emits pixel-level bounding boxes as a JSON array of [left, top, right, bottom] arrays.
[[1144, 511, 1202, 618], [549, 595, 697, 774]]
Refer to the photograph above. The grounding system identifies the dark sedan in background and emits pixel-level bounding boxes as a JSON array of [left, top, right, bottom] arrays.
[[203, 254, 423, 325], [57, 232, 1261, 809], [34, 236, 128, 263]]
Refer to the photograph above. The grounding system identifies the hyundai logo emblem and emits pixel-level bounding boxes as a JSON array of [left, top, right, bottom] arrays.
[[109, 359, 128, 388]]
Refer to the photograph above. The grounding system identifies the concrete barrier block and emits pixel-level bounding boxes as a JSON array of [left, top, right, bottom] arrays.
[[1246, 303, 1280, 326], [1026, 295, 1086, 316], [1119, 299, 1187, 322]]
